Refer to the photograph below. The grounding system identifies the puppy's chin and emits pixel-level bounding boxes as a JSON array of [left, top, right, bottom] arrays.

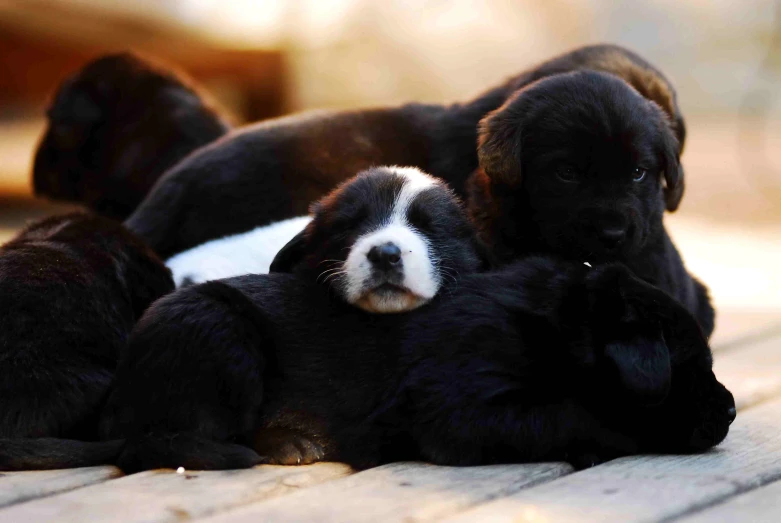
[[352, 285, 430, 314]]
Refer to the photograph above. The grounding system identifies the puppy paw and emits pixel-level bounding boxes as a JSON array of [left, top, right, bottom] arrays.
[[253, 428, 324, 466], [679, 373, 736, 451], [566, 452, 610, 470]]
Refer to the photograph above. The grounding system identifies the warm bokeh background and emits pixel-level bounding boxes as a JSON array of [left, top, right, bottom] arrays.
[[0, 0, 779, 337]]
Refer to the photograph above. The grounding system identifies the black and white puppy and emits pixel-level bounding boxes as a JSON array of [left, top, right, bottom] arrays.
[[33, 53, 230, 220], [0, 214, 173, 469], [97, 258, 734, 473], [167, 166, 486, 313], [469, 70, 714, 335]]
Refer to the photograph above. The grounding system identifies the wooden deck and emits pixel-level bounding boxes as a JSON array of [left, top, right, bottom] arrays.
[[1, 310, 780, 522]]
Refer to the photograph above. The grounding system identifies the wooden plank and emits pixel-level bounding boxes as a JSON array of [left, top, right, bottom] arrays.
[[714, 331, 781, 410], [0, 463, 351, 522], [0, 466, 121, 508], [440, 395, 781, 523], [710, 309, 781, 351], [198, 462, 572, 523], [677, 478, 781, 523]]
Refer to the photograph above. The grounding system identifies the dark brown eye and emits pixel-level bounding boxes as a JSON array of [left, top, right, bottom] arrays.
[[557, 167, 578, 183], [632, 167, 648, 182]]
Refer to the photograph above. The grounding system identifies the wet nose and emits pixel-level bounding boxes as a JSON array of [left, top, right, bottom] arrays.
[[727, 406, 737, 425], [598, 226, 628, 248], [367, 242, 402, 270]]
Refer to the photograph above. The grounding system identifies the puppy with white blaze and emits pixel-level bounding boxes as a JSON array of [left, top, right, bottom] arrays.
[[164, 166, 486, 312], [270, 165, 489, 313], [165, 216, 312, 287]]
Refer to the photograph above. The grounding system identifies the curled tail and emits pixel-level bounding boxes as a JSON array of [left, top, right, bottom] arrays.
[[0, 438, 124, 470]]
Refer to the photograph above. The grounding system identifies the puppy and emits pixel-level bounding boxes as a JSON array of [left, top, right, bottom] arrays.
[[0, 213, 173, 468], [95, 258, 735, 473], [469, 70, 714, 335], [33, 53, 231, 220], [165, 166, 485, 314], [115, 45, 676, 259], [166, 216, 312, 287]]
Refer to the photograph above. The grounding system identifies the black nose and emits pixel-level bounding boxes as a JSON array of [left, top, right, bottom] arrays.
[[367, 242, 402, 270], [728, 406, 737, 425], [598, 226, 627, 248]]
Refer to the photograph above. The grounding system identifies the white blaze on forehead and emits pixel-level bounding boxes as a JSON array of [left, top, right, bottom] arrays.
[[342, 166, 441, 312]]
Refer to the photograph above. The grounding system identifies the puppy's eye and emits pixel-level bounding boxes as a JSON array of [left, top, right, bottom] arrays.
[[557, 167, 578, 183], [632, 168, 648, 182]]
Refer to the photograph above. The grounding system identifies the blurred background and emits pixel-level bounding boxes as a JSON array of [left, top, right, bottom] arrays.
[[0, 0, 779, 337]]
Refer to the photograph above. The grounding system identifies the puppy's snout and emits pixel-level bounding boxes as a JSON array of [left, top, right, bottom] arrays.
[[598, 225, 628, 248], [367, 242, 402, 271], [727, 406, 737, 425]]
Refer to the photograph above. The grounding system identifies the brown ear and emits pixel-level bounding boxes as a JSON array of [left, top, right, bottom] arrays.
[[477, 102, 524, 186], [661, 128, 685, 212]]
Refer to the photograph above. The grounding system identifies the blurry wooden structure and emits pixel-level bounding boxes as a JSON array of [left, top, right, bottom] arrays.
[[0, 0, 288, 120]]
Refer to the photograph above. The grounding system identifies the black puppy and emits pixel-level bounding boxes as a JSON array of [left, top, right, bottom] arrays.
[[0, 165, 486, 471], [98, 258, 734, 473], [0, 214, 174, 469], [469, 70, 714, 335], [33, 53, 231, 220], [114, 44, 678, 259]]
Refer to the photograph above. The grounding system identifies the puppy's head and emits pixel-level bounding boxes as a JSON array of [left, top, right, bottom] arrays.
[[476, 70, 682, 263], [271, 166, 487, 313], [33, 53, 230, 220]]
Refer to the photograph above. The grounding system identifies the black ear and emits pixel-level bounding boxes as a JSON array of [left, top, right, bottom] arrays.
[[604, 330, 671, 406], [477, 96, 524, 186], [660, 122, 685, 212], [269, 229, 309, 273]]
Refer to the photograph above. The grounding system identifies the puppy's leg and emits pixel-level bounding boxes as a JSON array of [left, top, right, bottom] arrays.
[[101, 281, 272, 472], [411, 397, 637, 470]]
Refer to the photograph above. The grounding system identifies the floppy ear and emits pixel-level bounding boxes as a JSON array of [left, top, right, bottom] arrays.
[[660, 124, 685, 212], [269, 230, 309, 273], [477, 100, 524, 186], [604, 331, 672, 406]]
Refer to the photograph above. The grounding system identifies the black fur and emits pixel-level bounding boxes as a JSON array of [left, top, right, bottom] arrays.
[[33, 53, 230, 220], [0, 213, 174, 469], [468, 70, 714, 336], [97, 259, 734, 473], [120, 45, 671, 259]]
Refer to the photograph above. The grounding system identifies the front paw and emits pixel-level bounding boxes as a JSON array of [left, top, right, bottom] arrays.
[[253, 428, 325, 465], [637, 367, 736, 453], [679, 372, 736, 451]]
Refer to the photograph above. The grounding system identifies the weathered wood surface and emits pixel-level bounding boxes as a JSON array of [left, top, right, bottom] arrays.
[[677, 478, 781, 523], [713, 330, 781, 409], [199, 462, 572, 523], [443, 395, 781, 523], [0, 466, 122, 508], [710, 310, 781, 351], [0, 463, 351, 522]]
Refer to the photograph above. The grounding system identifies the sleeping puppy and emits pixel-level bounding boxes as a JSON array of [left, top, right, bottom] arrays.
[[33, 53, 231, 220], [0, 213, 173, 468], [166, 166, 485, 315], [96, 258, 734, 473], [469, 70, 714, 335], [165, 216, 312, 287], [119, 44, 680, 259]]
